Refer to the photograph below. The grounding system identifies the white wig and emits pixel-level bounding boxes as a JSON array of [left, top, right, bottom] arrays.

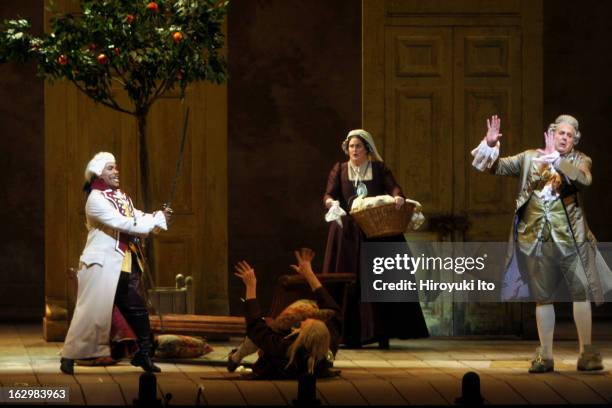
[[84, 152, 116, 182], [548, 114, 581, 145]]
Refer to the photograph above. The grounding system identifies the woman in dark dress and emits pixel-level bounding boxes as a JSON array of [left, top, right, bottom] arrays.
[[322, 129, 429, 348]]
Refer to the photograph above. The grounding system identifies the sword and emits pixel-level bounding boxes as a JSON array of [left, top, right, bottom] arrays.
[[152, 107, 190, 332], [163, 107, 190, 211]]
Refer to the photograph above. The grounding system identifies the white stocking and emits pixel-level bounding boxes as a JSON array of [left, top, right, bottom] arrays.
[[573, 301, 592, 353], [535, 304, 555, 359]]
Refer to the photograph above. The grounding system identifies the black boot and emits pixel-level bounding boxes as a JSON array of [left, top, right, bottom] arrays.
[[131, 352, 161, 373], [131, 334, 161, 373], [116, 267, 160, 372], [60, 358, 74, 375]]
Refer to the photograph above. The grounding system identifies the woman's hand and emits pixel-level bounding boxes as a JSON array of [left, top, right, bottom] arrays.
[[234, 260, 257, 299], [325, 198, 339, 209], [394, 196, 405, 209], [485, 115, 502, 147], [290, 248, 322, 290], [290, 248, 315, 276]]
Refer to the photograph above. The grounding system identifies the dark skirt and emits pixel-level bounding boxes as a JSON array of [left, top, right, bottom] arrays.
[[323, 214, 429, 346]]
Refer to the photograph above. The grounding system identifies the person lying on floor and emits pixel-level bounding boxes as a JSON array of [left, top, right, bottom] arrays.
[[229, 248, 343, 379]]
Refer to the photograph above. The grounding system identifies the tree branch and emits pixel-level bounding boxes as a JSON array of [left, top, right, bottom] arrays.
[[149, 76, 174, 106], [111, 64, 130, 88], [71, 80, 134, 116], [101, 75, 136, 115]]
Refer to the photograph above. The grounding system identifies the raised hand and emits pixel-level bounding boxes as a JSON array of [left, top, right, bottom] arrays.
[[234, 260, 257, 288], [485, 115, 502, 147], [537, 128, 556, 156], [290, 248, 315, 277], [290, 248, 322, 290]]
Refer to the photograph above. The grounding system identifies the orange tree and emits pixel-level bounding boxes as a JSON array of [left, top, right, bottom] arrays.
[[1, 0, 228, 210]]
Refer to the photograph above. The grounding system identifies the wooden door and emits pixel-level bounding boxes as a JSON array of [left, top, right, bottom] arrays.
[[364, 0, 542, 336], [383, 26, 454, 217], [43, 0, 228, 340]]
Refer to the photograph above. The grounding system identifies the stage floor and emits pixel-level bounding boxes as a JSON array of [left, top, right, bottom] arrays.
[[1, 323, 612, 406]]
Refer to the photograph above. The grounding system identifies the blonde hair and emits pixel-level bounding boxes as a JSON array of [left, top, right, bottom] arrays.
[[285, 318, 331, 374]]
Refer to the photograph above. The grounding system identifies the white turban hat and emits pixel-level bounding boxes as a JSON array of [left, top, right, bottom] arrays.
[[84, 152, 116, 182], [342, 129, 383, 162]]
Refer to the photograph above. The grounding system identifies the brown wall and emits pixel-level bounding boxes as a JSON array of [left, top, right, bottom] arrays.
[[0, 1, 44, 320], [1, 0, 611, 319], [543, 0, 612, 241], [227, 0, 362, 314]]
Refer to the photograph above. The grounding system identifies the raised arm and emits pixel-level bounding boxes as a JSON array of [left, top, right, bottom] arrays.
[[86, 191, 167, 236], [234, 260, 288, 356], [290, 248, 322, 291], [290, 248, 343, 351], [471, 115, 524, 177], [235, 260, 257, 300], [290, 248, 341, 314]]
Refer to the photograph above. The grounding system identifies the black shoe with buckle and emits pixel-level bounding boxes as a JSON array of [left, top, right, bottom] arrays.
[[60, 358, 74, 375], [528, 346, 554, 373], [577, 345, 604, 371]]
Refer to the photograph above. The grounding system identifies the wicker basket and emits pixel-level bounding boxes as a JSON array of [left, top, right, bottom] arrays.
[[350, 202, 415, 238]]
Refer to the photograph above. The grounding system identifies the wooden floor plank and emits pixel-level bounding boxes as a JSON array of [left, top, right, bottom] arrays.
[[270, 380, 299, 405], [560, 371, 612, 402], [500, 375, 568, 405], [544, 375, 608, 404], [350, 379, 408, 405], [197, 380, 246, 406], [5, 323, 612, 406], [105, 367, 155, 406], [391, 378, 449, 405], [408, 368, 459, 404], [478, 375, 528, 405], [156, 375, 200, 406], [234, 380, 287, 405], [79, 382, 125, 406], [316, 379, 368, 405], [35, 374, 85, 406]]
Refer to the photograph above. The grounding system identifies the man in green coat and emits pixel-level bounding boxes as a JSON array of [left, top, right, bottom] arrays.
[[471, 114, 612, 373]]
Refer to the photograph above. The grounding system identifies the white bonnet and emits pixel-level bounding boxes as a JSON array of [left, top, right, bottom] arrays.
[[341, 129, 383, 162]]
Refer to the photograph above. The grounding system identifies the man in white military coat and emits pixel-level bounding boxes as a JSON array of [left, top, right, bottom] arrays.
[[60, 152, 171, 374]]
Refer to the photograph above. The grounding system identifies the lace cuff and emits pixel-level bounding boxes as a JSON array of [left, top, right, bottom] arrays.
[[471, 139, 500, 171]]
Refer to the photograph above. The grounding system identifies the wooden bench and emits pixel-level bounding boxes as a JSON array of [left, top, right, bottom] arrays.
[[150, 273, 356, 339]]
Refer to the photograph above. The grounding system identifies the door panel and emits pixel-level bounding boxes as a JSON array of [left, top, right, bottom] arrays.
[[385, 27, 453, 215], [364, 0, 542, 336], [454, 26, 522, 242]]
